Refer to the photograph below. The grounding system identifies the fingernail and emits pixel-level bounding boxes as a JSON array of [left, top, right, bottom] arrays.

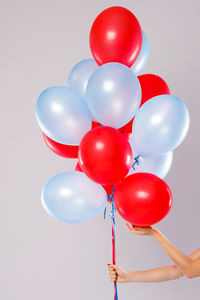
[[107, 264, 110, 266]]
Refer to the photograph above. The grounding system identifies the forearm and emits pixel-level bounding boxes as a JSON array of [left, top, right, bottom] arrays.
[[153, 229, 193, 277], [126, 224, 200, 281], [127, 265, 183, 282]]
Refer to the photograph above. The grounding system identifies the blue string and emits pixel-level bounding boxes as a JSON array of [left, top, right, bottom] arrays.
[[132, 155, 141, 170], [104, 195, 112, 219], [104, 205, 107, 219]]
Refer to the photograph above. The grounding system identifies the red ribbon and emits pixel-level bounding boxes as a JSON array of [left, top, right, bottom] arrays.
[[112, 215, 118, 300]]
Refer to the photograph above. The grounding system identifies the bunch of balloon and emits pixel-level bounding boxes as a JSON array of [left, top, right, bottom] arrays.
[[35, 6, 190, 300]]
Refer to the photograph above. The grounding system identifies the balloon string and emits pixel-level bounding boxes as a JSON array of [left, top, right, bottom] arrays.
[[104, 205, 107, 219], [104, 195, 112, 220], [111, 191, 118, 300], [104, 185, 118, 300], [132, 155, 141, 170]]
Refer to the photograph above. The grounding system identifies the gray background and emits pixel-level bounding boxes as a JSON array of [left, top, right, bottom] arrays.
[[1, 0, 200, 299]]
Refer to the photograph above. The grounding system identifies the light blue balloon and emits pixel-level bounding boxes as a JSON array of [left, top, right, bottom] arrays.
[[129, 136, 173, 178], [86, 62, 141, 128], [67, 59, 98, 99], [131, 31, 150, 75], [36, 86, 92, 145], [132, 95, 190, 156], [41, 171, 107, 224]]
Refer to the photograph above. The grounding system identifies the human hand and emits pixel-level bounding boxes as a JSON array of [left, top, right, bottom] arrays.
[[126, 223, 158, 236], [107, 264, 129, 283]]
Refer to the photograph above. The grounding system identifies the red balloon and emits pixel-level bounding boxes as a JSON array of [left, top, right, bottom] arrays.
[[79, 126, 133, 185], [43, 133, 79, 158], [138, 74, 170, 106], [90, 6, 142, 67], [118, 74, 170, 136], [114, 173, 172, 226]]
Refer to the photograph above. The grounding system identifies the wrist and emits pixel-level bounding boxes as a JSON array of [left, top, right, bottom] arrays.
[[125, 271, 132, 282], [152, 228, 161, 238], [126, 271, 138, 282]]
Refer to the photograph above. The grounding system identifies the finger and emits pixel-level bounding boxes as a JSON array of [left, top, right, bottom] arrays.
[[107, 265, 115, 271], [108, 269, 117, 275], [133, 226, 150, 234], [126, 223, 134, 232], [134, 226, 144, 230], [107, 264, 115, 268], [110, 271, 117, 276], [127, 226, 140, 234], [108, 264, 121, 278], [109, 273, 117, 279], [132, 229, 143, 235], [129, 228, 143, 235], [110, 272, 117, 278], [127, 223, 143, 233], [110, 275, 117, 281], [108, 269, 116, 276]]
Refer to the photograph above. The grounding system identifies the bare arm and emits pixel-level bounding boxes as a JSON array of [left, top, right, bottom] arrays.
[[108, 249, 200, 283], [128, 248, 200, 282], [127, 265, 182, 282], [127, 224, 200, 279], [152, 229, 200, 278]]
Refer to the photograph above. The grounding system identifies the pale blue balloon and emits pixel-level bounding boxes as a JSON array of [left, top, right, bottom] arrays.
[[67, 59, 98, 99], [131, 31, 150, 75], [129, 136, 173, 178], [132, 95, 190, 156], [41, 171, 107, 224], [86, 62, 141, 128], [36, 86, 92, 145]]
